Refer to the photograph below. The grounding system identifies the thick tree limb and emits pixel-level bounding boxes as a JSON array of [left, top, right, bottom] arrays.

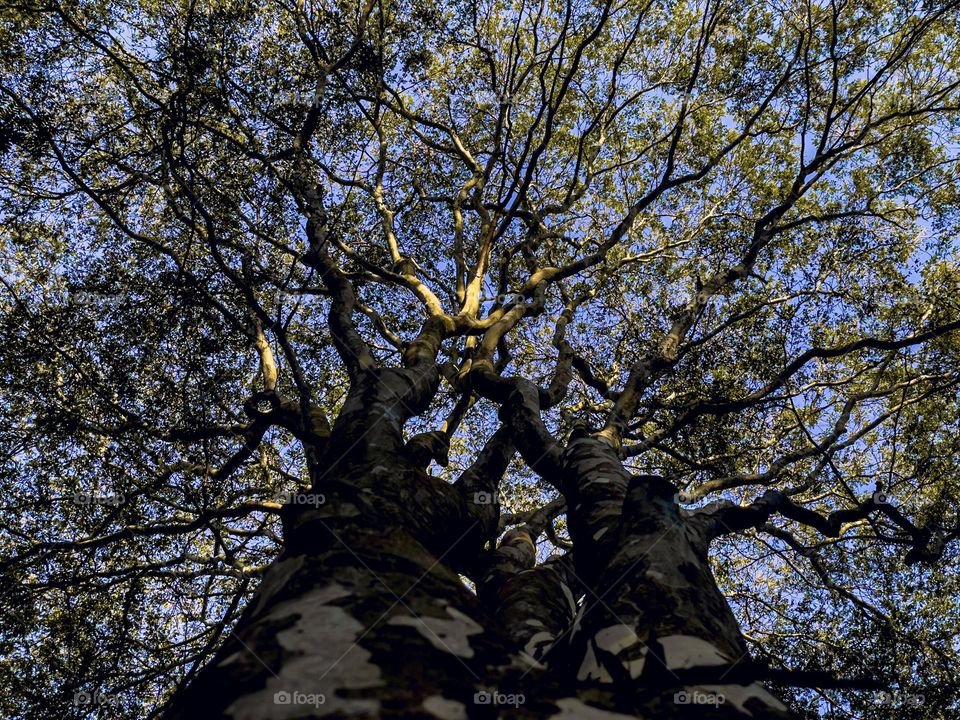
[[469, 358, 564, 484], [700, 489, 948, 565]]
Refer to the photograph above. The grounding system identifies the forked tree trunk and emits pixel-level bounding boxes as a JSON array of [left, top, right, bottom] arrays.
[[163, 370, 792, 719]]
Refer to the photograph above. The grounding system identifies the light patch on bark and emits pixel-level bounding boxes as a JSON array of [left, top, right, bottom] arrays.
[[570, 601, 587, 637], [561, 582, 578, 615], [218, 650, 245, 668], [576, 643, 612, 682], [224, 584, 383, 719], [579, 626, 648, 680], [422, 695, 468, 720], [523, 630, 555, 658], [695, 684, 788, 717], [626, 654, 646, 679], [658, 635, 730, 670], [594, 625, 638, 654], [581, 476, 615, 489], [249, 555, 306, 616], [516, 650, 545, 669], [388, 605, 483, 658], [549, 698, 638, 719], [592, 527, 610, 541]]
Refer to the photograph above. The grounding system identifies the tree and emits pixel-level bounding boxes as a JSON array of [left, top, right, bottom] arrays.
[[1, 0, 960, 717]]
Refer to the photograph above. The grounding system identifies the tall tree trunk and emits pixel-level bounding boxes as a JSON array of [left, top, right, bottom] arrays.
[[163, 374, 792, 719]]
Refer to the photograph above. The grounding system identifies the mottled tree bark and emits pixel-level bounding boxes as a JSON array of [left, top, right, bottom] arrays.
[[163, 372, 792, 720]]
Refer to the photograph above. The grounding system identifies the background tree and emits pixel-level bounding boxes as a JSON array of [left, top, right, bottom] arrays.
[[1, 0, 960, 718]]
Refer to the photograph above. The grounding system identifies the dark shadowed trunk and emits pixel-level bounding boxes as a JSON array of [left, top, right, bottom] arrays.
[[163, 366, 790, 720]]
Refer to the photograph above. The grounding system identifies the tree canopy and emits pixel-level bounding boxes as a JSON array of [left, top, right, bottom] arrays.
[[1, 0, 960, 718]]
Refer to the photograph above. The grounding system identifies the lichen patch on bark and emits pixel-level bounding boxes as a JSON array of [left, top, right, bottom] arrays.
[[576, 643, 612, 682], [658, 635, 730, 670], [249, 555, 307, 616], [523, 630, 555, 658], [387, 605, 484, 658], [422, 695, 469, 720], [594, 624, 639, 654], [223, 584, 383, 719]]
